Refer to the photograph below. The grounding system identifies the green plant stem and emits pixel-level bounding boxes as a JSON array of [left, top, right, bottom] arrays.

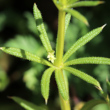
[[55, 10, 65, 66], [55, 10, 71, 110], [59, 93, 71, 110]]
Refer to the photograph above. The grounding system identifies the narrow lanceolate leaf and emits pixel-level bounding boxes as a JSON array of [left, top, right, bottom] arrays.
[[67, 1, 104, 8], [63, 70, 69, 95], [106, 79, 110, 93], [33, 3, 52, 52], [41, 67, 55, 104], [81, 99, 105, 110], [0, 47, 53, 67], [100, 90, 109, 102], [64, 9, 89, 26], [65, 13, 71, 34], [67, 0, 79, 5], [55, 69, 69, 100], [63, 24, 106, 62], [63, 67, 102, 90], [64, 57, 110, 66], [10, 96, 46, 110]]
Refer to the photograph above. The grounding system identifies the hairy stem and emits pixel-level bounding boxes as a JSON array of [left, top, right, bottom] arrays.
[[55, 10, 65, 66], [55, 10, 71, 110], [59, 93, 71, 110]]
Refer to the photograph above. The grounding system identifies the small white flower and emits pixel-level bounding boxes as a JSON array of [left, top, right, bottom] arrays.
[[47, 51, 56, 63]]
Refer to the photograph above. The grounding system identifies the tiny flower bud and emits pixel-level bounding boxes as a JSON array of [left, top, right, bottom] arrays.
[[47, 50, 56, 63]]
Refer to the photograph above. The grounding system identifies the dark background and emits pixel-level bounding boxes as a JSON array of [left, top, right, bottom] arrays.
[[0, 0, 110, 110]]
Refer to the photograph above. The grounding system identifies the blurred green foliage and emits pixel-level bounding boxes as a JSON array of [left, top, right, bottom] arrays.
[[0, 67, 9, 91], [92, 104, 109, 110], [0, 0, 110, 110]]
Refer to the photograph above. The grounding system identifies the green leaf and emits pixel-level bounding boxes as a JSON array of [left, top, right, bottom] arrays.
[[0, 68, 9, 91], [63, 70, 69, 95], [33, 3, 52, 52], [81, 99, 105, 110], [55, 69, 69, 100], [64, 57, 110, 66], [4, 35, 45, 55], [67, 1, 104, 8], [91, 103, 110, 110], [65, 13, 71, 34], [106, 79, 110, 93], [67, 0, 79, 5], [41, 67, 55, 104], [63, 24, 106, 62], [64, 8, 89, 25], [0, 47, 53, 67], [10, 96, 46, 110], [100, 90, 109, 102], [63, 67, 102, 90]]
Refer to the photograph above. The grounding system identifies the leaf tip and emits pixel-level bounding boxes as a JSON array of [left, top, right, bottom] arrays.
[[95, 85, 102, 91], [85, 21, 89, 26], [101, 24, 107, 29], [45, 99, 48, 105], [0, 47, 2, 50], [106, 77, 109, 82], [34, 2, 36, 5], [33, 3, 37, 8]]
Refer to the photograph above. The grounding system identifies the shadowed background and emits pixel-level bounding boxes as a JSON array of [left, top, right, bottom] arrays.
[[0, 0, 110, 110]]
